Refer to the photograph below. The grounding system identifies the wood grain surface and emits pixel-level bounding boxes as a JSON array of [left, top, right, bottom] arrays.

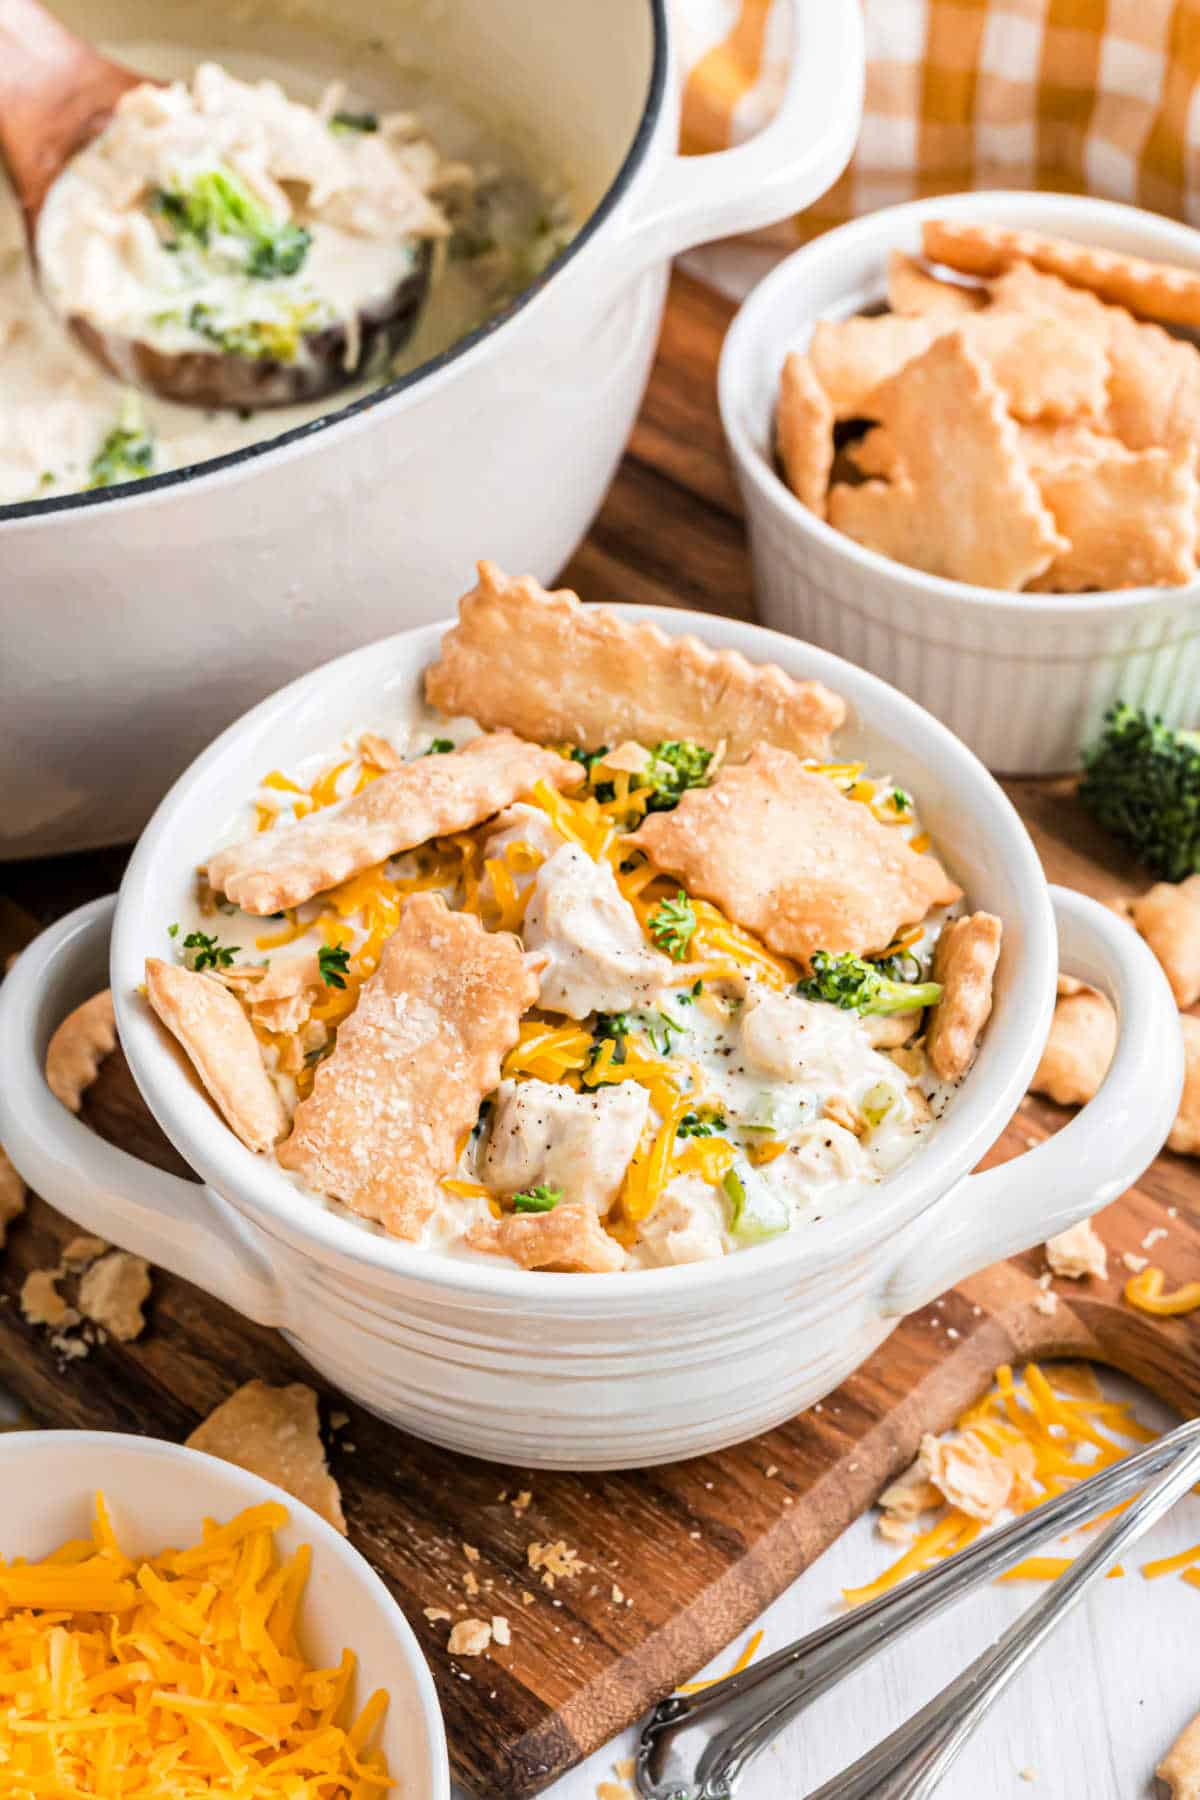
[[0, 271, 1196, 1800]]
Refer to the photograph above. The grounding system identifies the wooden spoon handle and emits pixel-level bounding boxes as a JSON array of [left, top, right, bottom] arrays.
[[0, 0, 143, 228]]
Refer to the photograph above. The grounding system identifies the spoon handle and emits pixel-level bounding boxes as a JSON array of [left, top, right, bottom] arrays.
[[0, 0, 142, 226], [636, 1414, 1200, 1799]]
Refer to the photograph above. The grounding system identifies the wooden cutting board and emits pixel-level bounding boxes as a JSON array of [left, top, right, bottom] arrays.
[[1, 271, 1197, 1800]]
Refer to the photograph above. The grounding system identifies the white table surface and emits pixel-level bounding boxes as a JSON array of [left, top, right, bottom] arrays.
[[445, 1374, 1195, 1800]]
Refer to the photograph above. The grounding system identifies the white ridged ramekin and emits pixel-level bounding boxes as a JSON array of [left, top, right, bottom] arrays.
[[719, 191, 1200, 776]]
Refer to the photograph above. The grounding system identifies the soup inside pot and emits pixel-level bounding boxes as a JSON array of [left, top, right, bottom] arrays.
[[0, 0, 581, 505]]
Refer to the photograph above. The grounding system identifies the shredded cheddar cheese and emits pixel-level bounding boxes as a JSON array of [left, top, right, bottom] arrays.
[[689, 900, 796, 991], [503, 1020, 594, 1084], [676, 1628, 765, 1696], [528, 779, 613, 861], [620, 1091, 693, 1224], [849, 1362, 1169, 1606], [0, 1496, 391, 1796], [1141, 1544, 1200, 1580], [673, 1136, 738, 1185], [1124, 1267, 1200, 1316]]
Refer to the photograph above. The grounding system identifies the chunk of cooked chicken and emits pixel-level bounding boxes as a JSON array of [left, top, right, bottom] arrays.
[[739, 986, 913, 1106], [637, 1187, 725, 1265], [481, 802, 567, 868], [522, 842, 675, 1018], [482, 1077, 648, 1217], [739, 988, 864, 1082]]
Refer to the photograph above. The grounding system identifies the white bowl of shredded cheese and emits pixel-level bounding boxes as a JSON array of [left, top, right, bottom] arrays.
[[0, 1429, 449, 1799]]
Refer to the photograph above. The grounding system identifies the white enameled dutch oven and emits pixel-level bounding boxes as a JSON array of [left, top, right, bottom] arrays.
[[0, 610, 1184, 1470], [0, 0, 863, 860], [0, 1431, 449, 1798], [720, 191, 1200, 777]]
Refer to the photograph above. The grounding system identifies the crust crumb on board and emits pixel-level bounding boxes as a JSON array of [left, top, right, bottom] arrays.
[[1045, 1219, 1108, 1281], [20, 1267, 78, 1331], [17, 1234, 144, 1356], [527, 1538, 587, 1589], [186, 1379, 346, 1535], [448, 1617, 492, 1657], [78, 1250, 151, 1342]]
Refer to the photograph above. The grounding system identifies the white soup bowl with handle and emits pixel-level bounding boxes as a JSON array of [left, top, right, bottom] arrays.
[[0, 608, 1183, 1467]]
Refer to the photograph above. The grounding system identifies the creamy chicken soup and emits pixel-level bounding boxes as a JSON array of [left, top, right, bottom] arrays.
[[145, 570, 1005, 1275]]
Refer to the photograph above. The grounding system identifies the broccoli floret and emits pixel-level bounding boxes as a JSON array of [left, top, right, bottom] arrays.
[[589, 1013, 630, 1069], [648, 891, 697, 960], [86, 402, 155, 490], [188, 300, 319, 364], [318, 944, 351, 990], [676, 1108, 727, 1138], [512, 1183, 561, 1213], [1078, 703, 1200, 882], [643, 740, 714, 812], [329, 109, 379, 134], [796, 949, 941, 1016], [152, 167, 311, 279]]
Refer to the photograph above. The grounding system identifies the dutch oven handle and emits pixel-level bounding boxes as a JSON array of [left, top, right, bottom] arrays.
[[619, 0, 864, 270]]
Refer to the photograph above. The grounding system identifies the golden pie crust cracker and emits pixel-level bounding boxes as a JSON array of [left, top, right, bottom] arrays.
[[145, 958, 288, 1153], [809, 309, 1106, 425], [830, 333, 1064, 590], [186, 1379, 346, 1534], [467, 1200, 625, 1273], [1159, 1710, 1200, 1800], [1106, 311, 1200, 462], [1030, 978, 1117, 1108], [1031, 448, 1197, 592], [886, 249, 985, 318], [926, 912, 1003, 1083], [0, 1145, 26, 1248], [923, 217, 1200, 331], [45, 989, 117, 1113], [208, 732, 582, 916], [278, 893, 537, 1239], [1169, 1014, 1200, 1158], [1115, 876, 1200, 1009], [630, 746, 961, 965], [776, 351, 834, 516], [423, 562, 847, 761]]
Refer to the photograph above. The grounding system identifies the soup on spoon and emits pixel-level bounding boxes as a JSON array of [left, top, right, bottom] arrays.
[[0, 0, 573, 500], [37, 62, 453, 410]]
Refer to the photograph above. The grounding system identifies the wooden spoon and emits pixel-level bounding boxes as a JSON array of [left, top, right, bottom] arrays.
[[0, 0, 431, 410]]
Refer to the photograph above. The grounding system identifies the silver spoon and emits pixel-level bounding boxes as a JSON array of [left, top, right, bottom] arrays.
[[0, 0, 430, 409], [637, 1413, 1200, 1800]]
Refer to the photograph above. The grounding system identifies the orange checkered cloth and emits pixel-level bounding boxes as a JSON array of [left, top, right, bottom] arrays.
[[679, 0, 1200, 245]]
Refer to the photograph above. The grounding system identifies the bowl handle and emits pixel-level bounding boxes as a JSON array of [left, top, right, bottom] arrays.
[[879, 885, 1184, 1319], [0, 896, 284, 1327], [619, 0, 864, 269]]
